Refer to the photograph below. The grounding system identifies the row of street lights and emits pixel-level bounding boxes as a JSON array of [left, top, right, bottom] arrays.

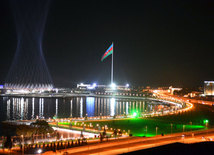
[[143, 120, 205, 137]]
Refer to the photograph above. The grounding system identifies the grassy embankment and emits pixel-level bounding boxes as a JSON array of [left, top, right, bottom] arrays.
[[54, 103, 214, 137]]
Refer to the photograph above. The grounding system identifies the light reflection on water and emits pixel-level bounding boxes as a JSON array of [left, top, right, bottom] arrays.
[[0, 97, 171, 121]]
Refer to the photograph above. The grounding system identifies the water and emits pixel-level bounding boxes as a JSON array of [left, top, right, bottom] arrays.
[[0, 96, 173, 135], [0, 96, 172, 121]]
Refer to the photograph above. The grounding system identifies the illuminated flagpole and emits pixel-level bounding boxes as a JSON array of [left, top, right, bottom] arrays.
[[111, 42, 114, 84]]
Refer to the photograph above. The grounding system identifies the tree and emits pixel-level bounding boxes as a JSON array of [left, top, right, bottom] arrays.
[[16, 124, 36, 144], [30, 120, 54, 135], [16, 125, 35, 137], [4, 135, 12, 149], [113, 129, 117, 138], [30, 120, 54, 140]]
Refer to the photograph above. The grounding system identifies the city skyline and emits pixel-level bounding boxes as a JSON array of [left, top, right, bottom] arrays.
[[0, 0, 213, 88]]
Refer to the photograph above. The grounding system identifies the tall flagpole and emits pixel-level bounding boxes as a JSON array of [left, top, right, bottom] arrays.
[[111, 42, 114, 84]]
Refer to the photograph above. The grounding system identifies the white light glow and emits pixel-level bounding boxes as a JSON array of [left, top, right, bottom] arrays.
[[93, 83, 97, 87], [110, 83, 116, 89], [52, 127, 99, 138], [87, 83, 97, 90], [37, 149, 42, 154], [110, 98, 115, 116]]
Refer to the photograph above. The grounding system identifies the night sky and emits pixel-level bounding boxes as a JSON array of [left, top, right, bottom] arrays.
[[0, 0, 213, 88]]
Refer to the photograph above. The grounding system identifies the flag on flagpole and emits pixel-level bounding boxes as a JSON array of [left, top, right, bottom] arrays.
[[101, 43, 113, 61]]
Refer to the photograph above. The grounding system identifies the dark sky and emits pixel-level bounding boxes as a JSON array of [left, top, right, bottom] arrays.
[[0, 0, 214, 88]]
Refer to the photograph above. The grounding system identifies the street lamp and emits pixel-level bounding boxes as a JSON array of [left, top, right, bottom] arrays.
[[133, 112, 137, 117], [204, 119, 209, 128], [170, 123, 173, 134], [145, 126, 147, 136], [156, 127, 158, 136], [37, 149, 42, 154], [47, 133, 50, 142], [190, 122, 192, 132], [21, 135, 24, 155]]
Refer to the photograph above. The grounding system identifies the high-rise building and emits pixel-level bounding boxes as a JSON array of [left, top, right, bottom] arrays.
[[204, 81, 214, 96]]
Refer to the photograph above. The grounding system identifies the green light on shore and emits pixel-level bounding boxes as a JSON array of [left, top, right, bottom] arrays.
[[133, 112, 137, 117], [203, 119, 209, 124]]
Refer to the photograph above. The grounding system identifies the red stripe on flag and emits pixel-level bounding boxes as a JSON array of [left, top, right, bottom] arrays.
[[107, 46, 113, 52], [101, 45, 113, 61]]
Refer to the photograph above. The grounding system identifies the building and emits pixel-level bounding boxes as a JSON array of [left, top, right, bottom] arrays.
[[152, 86, 182, 95], [204, 81, 214, 96], [168, 86, 182, 95], [186, 91, 202, 98], [76, 83, 130, 91]]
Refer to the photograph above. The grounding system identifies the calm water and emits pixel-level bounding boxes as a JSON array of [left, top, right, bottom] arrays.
[[0, 96, 173, 136], [0, 96, 172, 121]]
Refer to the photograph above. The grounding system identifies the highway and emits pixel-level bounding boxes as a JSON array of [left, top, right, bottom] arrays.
[[43, 129, 214, 155], [153, 90, 214, 106]]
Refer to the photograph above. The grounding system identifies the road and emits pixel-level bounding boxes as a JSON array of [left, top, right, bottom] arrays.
[[43, 129, 214, 155], [153, 90, 214, 106]]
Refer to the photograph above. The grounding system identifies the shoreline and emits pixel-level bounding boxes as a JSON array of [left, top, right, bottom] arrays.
[[0, 93, 148, 99]]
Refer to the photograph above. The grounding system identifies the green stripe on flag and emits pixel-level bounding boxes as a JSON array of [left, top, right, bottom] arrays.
[[101, 50, 113, 61]]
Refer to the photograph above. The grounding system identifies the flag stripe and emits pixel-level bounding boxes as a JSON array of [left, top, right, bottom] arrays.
[[101, 43, 113, 61], [101, 46, 113, 60], [101, 50, 113, 61]]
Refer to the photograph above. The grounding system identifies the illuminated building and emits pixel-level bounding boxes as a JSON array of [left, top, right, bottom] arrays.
[[204, 81, 214, 96], [4, 1, 53, 91], [76, 83, 130, 91], [152, 86, 182, 95]]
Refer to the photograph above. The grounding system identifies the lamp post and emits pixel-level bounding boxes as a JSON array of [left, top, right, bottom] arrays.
[[85, 113, 88, 120], [47, 133, 50, 142], [156, 127, 158, 136], [145, 126, 147, 137], [206, 120, 209, 136], [205, 120, 209, 128], [21, 135, 24, 155], [170, 123, 173, 134]]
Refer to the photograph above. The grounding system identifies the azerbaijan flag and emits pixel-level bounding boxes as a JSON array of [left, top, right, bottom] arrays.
[[101, 43, 113, 61]]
